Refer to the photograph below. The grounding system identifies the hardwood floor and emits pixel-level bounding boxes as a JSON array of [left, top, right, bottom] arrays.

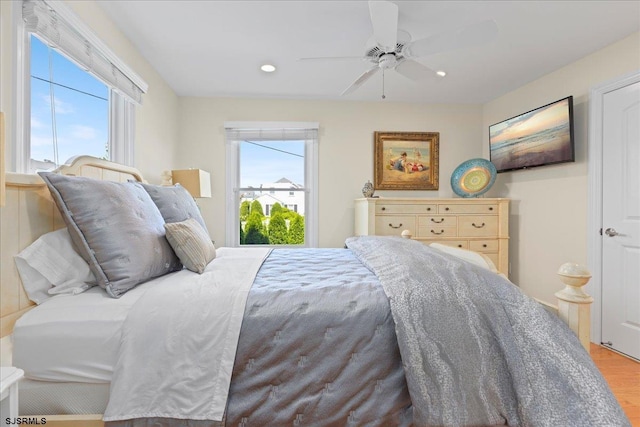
[[591, 343, 640, 426]]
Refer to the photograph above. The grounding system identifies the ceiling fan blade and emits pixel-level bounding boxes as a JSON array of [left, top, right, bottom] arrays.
[[298, 56, 368, 62], [368, 0, 399, 53], [395, 59, 436, 81], [341, 65, 380, 96], [404, 19, 499, 58]]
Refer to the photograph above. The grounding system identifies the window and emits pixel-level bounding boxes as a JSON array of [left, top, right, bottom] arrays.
[[29, 35, 108, 172], [12, 0, 147, 173], [225, 122, 319, 247]]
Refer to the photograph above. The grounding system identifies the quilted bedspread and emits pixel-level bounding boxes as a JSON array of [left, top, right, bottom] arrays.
[[106, 239, 629, 427], [346, 236, 630, 427], [223, 247, 413, 426], [106, 247, 412, 427]]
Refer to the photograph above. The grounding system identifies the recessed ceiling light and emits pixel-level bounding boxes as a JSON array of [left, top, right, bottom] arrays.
[[261, 64, 276, 73], [436, 70, 447, 77]]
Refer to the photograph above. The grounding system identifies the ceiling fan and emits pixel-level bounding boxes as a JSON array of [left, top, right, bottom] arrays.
[[299, 1, 499, 98]]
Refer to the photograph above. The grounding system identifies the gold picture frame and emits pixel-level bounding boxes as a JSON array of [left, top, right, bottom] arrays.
[[374, 131, 439, 190]]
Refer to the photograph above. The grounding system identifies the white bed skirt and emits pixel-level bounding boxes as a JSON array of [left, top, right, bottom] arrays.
[[20, 379, 109, 415]]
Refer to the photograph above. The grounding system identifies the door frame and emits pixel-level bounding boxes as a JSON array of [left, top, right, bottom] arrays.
[[587, 69, 640, 345]]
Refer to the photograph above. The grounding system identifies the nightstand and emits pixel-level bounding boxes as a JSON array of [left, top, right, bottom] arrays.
[[1, 367, 24, 419]]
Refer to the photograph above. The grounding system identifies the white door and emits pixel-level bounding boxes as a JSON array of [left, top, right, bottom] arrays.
[[601, 80, 640, 360]]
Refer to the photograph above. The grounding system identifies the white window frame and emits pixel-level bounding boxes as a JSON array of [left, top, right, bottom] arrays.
[[11, 0, 146, 173], [225, 121, 319, 248]]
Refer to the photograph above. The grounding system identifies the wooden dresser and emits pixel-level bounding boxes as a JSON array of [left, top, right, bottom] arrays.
[[354, 198, 510, 276]]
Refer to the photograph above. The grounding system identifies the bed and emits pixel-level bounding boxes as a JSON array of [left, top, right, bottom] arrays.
[[0, 156, 630, 427]]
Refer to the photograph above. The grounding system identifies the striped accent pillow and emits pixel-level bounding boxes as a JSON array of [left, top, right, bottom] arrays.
[[164, 218, 216, 274]]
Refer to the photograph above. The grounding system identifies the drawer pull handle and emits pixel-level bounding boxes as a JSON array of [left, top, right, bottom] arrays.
[[388, 223, 403, 229], [489, 207, 494, 211], [431, 218, 445, 223], [445, 207, 450, 211], [381, 207, 386, 211], [426, 207, 431, 211], [458, 244, 463, 248], [472, 222, 486, 228], [431, 229, 445, 235], [483, 244, 487, 248]]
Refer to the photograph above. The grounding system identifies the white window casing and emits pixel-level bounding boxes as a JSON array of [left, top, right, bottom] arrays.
[[110, 92, 136, 166], [12, 1, 29, 173], [225, 122, 319, 248]]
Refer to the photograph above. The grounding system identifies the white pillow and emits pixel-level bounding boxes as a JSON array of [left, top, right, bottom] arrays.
[[14, 228, 97, 304], [429, 243, 498, 273]]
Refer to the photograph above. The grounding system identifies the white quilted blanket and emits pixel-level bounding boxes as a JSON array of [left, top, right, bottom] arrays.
[[103, 247, 271, 422]]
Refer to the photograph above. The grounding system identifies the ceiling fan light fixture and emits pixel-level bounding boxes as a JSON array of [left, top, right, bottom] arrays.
[[260, 64, 276, 73], [379, 53, 397, 70], [436, 70, 447, 77]]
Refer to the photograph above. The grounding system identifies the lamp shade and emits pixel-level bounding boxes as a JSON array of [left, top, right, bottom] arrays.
[[171, 169, 211, 198]]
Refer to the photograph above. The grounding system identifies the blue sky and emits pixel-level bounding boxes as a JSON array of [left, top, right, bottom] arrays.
[[240, 140, 305, 187], [30, 35, 108, 167]]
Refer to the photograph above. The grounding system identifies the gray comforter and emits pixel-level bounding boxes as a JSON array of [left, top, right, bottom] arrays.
[[108, 247, 412, 427], [224, 247, 412, 426], [346, 236, 629, 426], [108, 239, 628, 427]]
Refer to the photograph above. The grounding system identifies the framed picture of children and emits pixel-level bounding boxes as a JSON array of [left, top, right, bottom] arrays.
[[373, 131, 439, 190]]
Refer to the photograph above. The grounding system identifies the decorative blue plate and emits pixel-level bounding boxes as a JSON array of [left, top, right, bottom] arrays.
[[450, 158, 497, 198]]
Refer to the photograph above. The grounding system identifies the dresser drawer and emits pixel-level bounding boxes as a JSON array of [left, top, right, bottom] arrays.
[[376, 204, 437, 214], [458, 216, 498, 237], [469, 239, 499, 252], [375, 216, 416, 236], [439, 204, 498, 214], [418, 226, 457, 238], [418, 215, 457, 227]]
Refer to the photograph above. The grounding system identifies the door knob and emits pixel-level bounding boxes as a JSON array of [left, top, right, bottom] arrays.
[[604, 228, 619, 237]]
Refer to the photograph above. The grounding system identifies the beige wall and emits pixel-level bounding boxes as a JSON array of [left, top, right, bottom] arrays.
[[3, 1, 638, 307], [181, 32, 639, 305], [177, 98, 482, 248], [482, 32, 640, 305], [0, 0, 179, 184]]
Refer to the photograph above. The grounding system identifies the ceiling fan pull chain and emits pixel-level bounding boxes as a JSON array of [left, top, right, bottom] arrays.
[[382, 69, 386, 99]]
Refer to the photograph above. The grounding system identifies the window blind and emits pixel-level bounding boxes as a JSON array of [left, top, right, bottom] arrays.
[[22, 0, 148, 104], [225, 126, 319, 143]]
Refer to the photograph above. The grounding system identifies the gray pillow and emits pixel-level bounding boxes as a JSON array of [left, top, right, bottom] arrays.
[[39, 172, 183, 298], [138, 183, 210, 236]]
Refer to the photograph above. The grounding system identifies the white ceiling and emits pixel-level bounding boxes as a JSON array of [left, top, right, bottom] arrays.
[[97, 1, 640, 104]]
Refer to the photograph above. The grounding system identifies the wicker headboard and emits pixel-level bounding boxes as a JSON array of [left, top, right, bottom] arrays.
[[0, 156, 145, 337]]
